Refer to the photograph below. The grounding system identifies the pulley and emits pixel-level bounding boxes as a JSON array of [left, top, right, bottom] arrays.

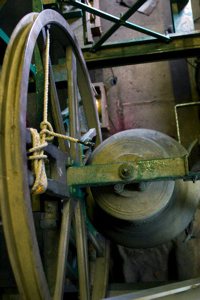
[[88, 129, 200, 248]]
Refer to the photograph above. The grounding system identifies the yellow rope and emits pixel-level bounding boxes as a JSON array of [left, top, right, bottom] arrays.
[[29, 128, 48, 194], [28, 29, 51, 195], [28, 29, 94, 195]]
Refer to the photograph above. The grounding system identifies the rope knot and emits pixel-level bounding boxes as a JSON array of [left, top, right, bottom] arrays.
[[29, 128, 48, 195], [40, 121, 54, 141], [28, 28, 95, 196]]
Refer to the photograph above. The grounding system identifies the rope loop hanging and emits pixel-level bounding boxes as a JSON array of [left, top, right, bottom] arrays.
[[28, 28, 95, 194]]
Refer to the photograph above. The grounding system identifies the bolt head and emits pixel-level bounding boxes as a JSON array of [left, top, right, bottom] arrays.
[[122, 168, 129, 175], [138, 182, 149, 192], [118, 163, 134, 180], [114, 183, 124, 194]]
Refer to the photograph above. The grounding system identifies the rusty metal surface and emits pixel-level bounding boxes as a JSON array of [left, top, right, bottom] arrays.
[[67, 156, 188, 187]]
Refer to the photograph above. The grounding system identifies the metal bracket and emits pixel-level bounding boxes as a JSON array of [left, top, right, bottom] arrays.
[[66, 155, 199, 188], [174, 102, 200, 144]]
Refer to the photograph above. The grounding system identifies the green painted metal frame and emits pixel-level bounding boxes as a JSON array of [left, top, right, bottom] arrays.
[[67, 154, 200, 188], [88, 0, 167, 52], [174, 102, 200, 144], [0, 28, 9, 44], [31, 0, 197, 70], [29, 0, 200, 188], [63, 0, 170, 46], [82, 31, 200, 68], [170, 0, 194, 33], [50, 32, 200, 72], [30, 0, 199, 71], [0, 28, 36, 74], [46, 0, 199, 71]]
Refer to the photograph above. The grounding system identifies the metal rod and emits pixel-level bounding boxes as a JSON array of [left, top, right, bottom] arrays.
[[67, 156, 190, 187], [53, 200, 73, 300], [51, 32, 200, 70], [90, 0, 149, 52], [66, 46, 81, 160], [65, 0, 170, 47], [88, 230, 104, 258]]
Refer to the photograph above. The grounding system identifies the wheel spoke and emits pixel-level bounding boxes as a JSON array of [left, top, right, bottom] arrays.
[[74, 200, 90, 300], [88, 229, 104, 258], [53, 199, 74, 300], [67, 46, 91, 299], [77, 57, 102, 147], [42, 200, 60, 295], [92, 239, 110, 300], [49, 60, 70, 153], [66, 46, 81, 160], [34, 44, 45, 129]]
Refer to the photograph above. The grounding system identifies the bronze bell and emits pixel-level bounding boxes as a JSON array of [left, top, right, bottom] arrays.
[[87, 129, 200, 248]]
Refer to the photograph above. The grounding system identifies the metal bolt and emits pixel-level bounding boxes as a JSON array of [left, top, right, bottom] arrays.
[[114, 183, 124, 194], [67, 157, 74, 166], [138, 182, 149, 192], [122, 168, 129, 175], [118, 163, 133, 180]]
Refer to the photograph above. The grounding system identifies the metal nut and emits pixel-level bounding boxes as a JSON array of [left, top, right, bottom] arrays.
[[114, 183, 124, 194], [118, 163, 134, 180], [138, 182, 149, 192]]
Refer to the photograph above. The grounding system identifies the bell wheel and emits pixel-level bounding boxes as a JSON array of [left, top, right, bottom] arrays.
[[0, 9, 109, 300]]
